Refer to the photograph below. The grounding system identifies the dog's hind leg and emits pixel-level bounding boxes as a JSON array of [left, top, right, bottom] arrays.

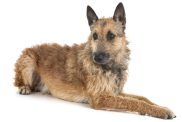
[[14, 48, 38, 95]]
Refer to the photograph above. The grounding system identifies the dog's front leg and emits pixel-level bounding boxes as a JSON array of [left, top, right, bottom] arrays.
[[119, 93, 156, 105], [89, 94, 175, 119]]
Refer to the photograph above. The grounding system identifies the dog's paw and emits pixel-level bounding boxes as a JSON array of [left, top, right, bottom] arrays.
[[19, 86, 31, 95], [140, 106, 176, 119], [163, 107, 176, 119], [156, 107, 176, 119]]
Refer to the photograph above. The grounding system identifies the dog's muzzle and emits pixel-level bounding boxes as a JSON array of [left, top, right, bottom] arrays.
[[93, 52, 110, 64]]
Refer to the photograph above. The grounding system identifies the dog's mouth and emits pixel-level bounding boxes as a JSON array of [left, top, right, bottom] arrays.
[[93, 58, 111, 64], [92, 52, 111, 64]]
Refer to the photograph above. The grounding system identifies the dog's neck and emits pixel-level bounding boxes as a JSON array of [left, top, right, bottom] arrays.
[[100, 60, 127, 78]]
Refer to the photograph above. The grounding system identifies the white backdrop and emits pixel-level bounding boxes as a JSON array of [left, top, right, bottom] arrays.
[[0, 0, 182, 122]]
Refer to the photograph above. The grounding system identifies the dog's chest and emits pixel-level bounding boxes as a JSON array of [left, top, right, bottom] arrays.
[[86, 66, 125, 95], [102, 64, 124, 83]]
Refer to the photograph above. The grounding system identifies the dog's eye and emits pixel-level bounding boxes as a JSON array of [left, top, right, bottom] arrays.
[[107, 31, 115, 41], [93, 32, 98, 40]]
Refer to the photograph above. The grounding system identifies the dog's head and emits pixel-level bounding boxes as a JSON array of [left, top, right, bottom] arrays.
[[87, 3, 127, 65]]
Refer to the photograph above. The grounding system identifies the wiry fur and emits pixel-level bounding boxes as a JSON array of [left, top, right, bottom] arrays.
[[14, 2, 175, 119]]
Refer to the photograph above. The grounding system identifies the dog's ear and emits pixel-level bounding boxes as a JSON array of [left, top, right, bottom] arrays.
[[113, 2, 126, 25], [87, 5, 98, 26]]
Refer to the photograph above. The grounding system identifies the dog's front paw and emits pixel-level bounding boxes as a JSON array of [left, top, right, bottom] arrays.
[[163, 107, 176, 119], [141, 105, 176, 119], [154, 107, 176, 119]]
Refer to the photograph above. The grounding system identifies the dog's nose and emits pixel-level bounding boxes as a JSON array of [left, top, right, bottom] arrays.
[[93, 52, 110, 63]]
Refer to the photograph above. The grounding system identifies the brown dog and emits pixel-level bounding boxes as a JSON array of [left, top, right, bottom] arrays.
[[14, 2, 175, 119]]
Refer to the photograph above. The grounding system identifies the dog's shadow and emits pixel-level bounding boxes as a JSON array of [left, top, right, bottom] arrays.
[[15, 92, 89, 108]]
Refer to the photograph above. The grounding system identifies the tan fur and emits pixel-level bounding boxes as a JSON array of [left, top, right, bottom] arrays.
[[14, 3, 175, 119]]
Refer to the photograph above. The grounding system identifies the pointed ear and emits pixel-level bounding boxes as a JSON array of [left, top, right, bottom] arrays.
[[113, 2, 126, 25], [87, 5, 98, 26]]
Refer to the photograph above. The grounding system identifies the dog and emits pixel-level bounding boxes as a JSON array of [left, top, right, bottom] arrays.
[[14, 2, 176, 119]]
